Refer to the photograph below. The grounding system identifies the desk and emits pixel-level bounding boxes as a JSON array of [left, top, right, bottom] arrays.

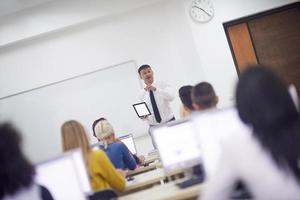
[[127, 162, 160, 176], [125, 168, 165, 193], [120, 181, 204, 200], [144, 153, 160, 164]]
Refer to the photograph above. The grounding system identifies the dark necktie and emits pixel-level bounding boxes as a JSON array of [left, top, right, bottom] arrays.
[[149, 90, 162, 123]]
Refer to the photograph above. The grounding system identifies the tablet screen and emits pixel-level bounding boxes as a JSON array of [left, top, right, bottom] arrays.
[[133, 102, 151, 117]]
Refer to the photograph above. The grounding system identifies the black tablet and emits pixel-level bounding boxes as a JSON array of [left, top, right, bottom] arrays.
[[132, 102, 151, 118]]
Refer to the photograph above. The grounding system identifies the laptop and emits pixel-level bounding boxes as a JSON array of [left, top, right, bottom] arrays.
[[119, 134, 137, 155], [35, 149, 91, 200]]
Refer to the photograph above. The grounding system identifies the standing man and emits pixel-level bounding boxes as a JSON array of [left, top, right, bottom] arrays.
[[138, 64, 175, 128]]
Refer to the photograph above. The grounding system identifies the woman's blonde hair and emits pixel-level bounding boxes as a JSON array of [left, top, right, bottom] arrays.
[[93, 119, 115, 149], [61, 120, 90, 164]]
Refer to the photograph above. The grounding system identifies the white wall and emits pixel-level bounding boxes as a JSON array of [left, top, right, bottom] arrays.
[[184, 0, 297, 107], [0, 0, 297, 161], [0, 0, 203, 162]]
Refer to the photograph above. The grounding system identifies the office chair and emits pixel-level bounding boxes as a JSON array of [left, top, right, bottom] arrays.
[[88, 189, 118, 200]]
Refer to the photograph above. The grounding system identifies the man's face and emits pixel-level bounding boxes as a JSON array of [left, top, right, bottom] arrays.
[[139, 67, 154, 85]]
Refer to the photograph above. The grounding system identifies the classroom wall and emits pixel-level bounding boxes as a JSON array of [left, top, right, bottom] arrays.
[[0, 0, 296, 161], [185, 0, 297, 107]]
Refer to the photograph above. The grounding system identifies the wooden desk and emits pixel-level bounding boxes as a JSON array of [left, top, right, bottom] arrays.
[[144, 154, 160, 164], [120, 181, 204, 200], [125, 168, 165, 193], [127, 162, 160, 176]]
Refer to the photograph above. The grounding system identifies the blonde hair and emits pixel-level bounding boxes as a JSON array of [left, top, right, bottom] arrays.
[[61, 120, 90, 164], [94, 119, 114, 149]]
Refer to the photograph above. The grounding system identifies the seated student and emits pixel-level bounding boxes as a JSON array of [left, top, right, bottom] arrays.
[[191, 82, 218, 111], [178, 85, 194, 118], [61, 120, 126, 193], [0, 123, 53, 200], [92, 118, 137, 170], [201, 66, 300, 200]]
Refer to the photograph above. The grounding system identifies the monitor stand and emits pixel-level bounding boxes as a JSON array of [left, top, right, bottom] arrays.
[[176, 164, 205, 189]]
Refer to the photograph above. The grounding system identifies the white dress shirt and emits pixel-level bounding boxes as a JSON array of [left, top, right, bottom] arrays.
[[201, 125, 300, 200], [139, 81, 174, 126]]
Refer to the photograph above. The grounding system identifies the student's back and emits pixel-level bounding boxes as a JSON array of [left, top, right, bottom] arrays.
[[202, 66, 300, 200], [88, 149, 125, 192], [102, 142, 136, 170], [0, 123, 53, 200], [93, 118, 137, 170], [204, 123, 300, 199], [61, 120, 126, 193]]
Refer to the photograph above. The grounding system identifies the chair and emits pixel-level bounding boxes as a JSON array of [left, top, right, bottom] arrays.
[[88, 189, 118, 200]]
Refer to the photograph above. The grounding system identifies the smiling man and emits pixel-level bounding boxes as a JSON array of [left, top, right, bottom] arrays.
[[138, 64, 175, 128]]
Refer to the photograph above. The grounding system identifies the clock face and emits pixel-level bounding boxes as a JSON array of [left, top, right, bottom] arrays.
[[190, 0, 214, 23]]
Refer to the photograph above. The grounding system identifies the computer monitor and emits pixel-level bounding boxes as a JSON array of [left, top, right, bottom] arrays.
[[119, 134, 137, 155], [191, 107, 251, 179], [35, 149, 91, 200], [151, 119, 202, 172]]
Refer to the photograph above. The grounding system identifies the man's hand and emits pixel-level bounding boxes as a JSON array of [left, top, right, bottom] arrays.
[[140, 116, 148, 121], [144, 85, 156, 92]]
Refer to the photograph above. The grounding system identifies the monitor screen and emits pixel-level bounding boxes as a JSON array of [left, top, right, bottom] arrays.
[[35, 149, 91, 200], [151, 120, 202, 172], [191, 108, 250, 179], [119, 134, 137, 155]]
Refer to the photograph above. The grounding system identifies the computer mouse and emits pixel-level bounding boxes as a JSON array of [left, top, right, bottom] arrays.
[[126, 176, 134, 181]]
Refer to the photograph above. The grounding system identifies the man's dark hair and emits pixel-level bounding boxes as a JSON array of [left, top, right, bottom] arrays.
[[236, 65, 300, 184], [138, 64, 151, 74], [192, 82, 217, 109], [179, 85, 193, 110], [92, 117, 106, 139], [0, 123, 35, 198]]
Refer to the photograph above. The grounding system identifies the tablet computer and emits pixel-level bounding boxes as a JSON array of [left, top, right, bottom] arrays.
[[133, 102, 151, 118]]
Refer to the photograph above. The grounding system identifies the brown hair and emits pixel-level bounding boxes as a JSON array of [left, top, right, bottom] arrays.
[[192, 82, 217, 109], [61, 120, 90, 164]]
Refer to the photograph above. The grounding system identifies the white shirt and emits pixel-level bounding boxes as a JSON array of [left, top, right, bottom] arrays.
[[289, 84, 299, 112], [201, 125, 300, 200], [139, 81, 174, 126]]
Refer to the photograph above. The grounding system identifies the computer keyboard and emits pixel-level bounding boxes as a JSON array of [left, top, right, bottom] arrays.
[[176, 176, 204, 189]]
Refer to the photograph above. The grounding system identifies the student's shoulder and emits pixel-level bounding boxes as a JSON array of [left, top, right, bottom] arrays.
[[112, 141, 126, 148], [91, 149, 107, 158], [111, 141, 128, 151]]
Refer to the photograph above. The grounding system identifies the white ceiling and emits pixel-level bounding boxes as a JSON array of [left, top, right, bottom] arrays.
[[0, 0, 54, 17]]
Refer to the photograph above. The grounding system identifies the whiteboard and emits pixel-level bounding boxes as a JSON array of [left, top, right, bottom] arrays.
[[0, 61, 148, 163]]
